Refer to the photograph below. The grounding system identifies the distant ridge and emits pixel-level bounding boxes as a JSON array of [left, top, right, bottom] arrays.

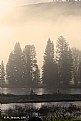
[[17, 1, 81, 20], [21, 1, 81, 9]]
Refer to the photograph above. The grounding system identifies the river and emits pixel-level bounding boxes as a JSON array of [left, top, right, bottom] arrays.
[[1, 87, 81, 95]]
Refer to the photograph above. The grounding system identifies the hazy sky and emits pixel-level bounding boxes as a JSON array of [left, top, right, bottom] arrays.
[[0, 0, 52, 6], [0, 0, 81, 70]]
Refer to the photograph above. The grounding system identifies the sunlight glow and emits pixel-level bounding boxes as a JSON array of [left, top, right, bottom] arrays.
[[0, 0, 16, 6], [0, 0, 16, 16]]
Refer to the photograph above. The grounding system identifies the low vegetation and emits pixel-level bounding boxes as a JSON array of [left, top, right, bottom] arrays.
[[1, 104, 81, 121]]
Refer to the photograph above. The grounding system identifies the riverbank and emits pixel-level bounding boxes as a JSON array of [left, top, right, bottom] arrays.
[[0, 93, 81, 104]]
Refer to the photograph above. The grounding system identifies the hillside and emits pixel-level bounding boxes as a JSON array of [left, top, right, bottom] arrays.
[[19, 2, 81, 19]]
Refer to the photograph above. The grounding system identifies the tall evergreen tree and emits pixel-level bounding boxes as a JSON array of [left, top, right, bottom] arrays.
[[42, 38, 58, 88], [22, 45, 33, 87], [30, 45, 40, 85], [0, 60, 5, 87], [6, 42, 23, 87], [13, 42, 23, 85], [72, 48, 81, 87], [78, 61, 81, 87], [6, 51, 15, 85], [56, 36, 73, 88], [67, 48, 73, 86], [22, 45, 40, 87]]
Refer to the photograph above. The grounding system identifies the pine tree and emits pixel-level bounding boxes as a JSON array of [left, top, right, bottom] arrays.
[[22, 45, 33, 86], [56, 36, 73, 88], [13, 42, 23, 85], [6, 42, 23, 87], [6, 51, 15, 85], [72, 48, 81, 87], [0, 60, 5, 87], [78, 61, 81, 87], [67, 48, 73, 86], [42, 38, 57, 88], [22, 45, 40, 87]]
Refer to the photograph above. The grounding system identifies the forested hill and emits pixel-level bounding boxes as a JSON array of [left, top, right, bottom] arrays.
[[19, 2, 81, 18]]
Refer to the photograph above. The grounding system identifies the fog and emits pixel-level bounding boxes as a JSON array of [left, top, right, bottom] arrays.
[[0, 2, 81, 69]]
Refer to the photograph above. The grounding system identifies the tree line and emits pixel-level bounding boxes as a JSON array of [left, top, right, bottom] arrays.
[[1, 36, 81, 88]]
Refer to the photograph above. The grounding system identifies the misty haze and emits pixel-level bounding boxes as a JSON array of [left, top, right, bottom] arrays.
[[0, 1, 81, 120]]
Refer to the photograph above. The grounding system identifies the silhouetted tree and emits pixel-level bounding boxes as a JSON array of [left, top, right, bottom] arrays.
[[67, 48, 73, 86], [22, 45, 40, 87], [6, 51, 14, 86], [0, 60, 5, 86], [72, 48, 81, 87], [42, 38, 58, 88], [32, 60, 40, 86], [31, 45, 40, 86], [56, 36, 73, 88], [6, 42, 23, 87], [78, 61, 81, 87]]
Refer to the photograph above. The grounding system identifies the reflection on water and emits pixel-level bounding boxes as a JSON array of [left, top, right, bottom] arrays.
[[0, 87, 81, 95], [0, 88, 44, 95]]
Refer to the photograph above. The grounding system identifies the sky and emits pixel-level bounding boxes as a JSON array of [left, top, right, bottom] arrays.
[[0, 0, 81, 70], [0, 0, 52, 6]]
